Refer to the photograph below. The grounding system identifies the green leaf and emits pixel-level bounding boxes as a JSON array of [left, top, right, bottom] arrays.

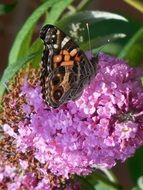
[[127, 147, 143, 184], [119, 26, 143, 66], [132, 187, 140, 190], [16, 29, 33, 62], [95, 182, 117, 190], [8, 0, 60, 66], [0, 2, 17, 15], [77, 176, 95, 190], [56, 11, 142, 57], [57, 11, 128, 28], [0, 52, 38, 98], [131, 176, 143, 190], [93, 43, 123, 56], [31, 0, 73, 67], [137, 176, 143, 190], [77, 170, 121, 190], [56, 11, 133, 53], [44, 0, 73, 24], [81, 33, 126, 52], [28, 39, 43, 68], [85, 171, 122, 190]]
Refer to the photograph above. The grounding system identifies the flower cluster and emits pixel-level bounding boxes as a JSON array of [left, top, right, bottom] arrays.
[[0, 53, 143, 189]]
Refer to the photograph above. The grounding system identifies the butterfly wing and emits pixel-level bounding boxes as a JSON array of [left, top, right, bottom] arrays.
[[40, 24, 96, 108]]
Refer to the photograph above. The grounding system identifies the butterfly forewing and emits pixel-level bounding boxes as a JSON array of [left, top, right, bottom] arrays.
[[40, 24, 97, 108]]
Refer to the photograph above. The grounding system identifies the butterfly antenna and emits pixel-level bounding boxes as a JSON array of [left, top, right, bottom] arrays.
[[95, 39, 110, 57], [86, 23, 92, 55], [86, 23, 110, 57]]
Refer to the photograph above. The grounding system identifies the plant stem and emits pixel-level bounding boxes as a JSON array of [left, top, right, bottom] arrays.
[[123, 0, 143, 14], [77, 0, 92, 11], [93, 169, 123, 190], [101, 168, 118, 184], [67, 5, 76, 14]]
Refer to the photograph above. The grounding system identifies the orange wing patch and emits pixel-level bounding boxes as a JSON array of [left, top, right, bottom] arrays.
[[52, 48, 81, 68], [53, 55, 62, 63]]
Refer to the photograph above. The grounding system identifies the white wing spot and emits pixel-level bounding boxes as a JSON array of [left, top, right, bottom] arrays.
[[61, 37, 70, 48], [54, 44, 58, 49]]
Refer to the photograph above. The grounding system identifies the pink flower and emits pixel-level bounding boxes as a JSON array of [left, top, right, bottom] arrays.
[[1, 52, 143, 188]]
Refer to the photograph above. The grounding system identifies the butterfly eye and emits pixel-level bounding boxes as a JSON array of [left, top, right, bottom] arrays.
[[52, 35, 56, 39], [53, 89, 63, 100], [52, 76, 61, 86]]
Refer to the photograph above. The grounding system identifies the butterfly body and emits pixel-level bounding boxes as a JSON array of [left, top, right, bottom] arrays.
[[40, 24, 97, 108]]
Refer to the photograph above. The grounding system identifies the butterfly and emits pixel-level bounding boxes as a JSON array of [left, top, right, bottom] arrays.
[[40, 24, 98, 108]]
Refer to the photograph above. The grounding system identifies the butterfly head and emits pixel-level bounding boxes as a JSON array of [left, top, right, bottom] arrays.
[[40, 24, 57, 44]]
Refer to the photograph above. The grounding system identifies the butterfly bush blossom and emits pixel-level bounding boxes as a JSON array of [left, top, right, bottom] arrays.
[[1, 53, 143, 188]]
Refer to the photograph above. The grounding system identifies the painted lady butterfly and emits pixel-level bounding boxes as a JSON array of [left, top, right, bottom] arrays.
[[40, 24, 98, 108]]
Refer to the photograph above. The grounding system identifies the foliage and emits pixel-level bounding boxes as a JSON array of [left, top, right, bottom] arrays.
[[0, 0, 143, 189], [0, 1, 17, 15]]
